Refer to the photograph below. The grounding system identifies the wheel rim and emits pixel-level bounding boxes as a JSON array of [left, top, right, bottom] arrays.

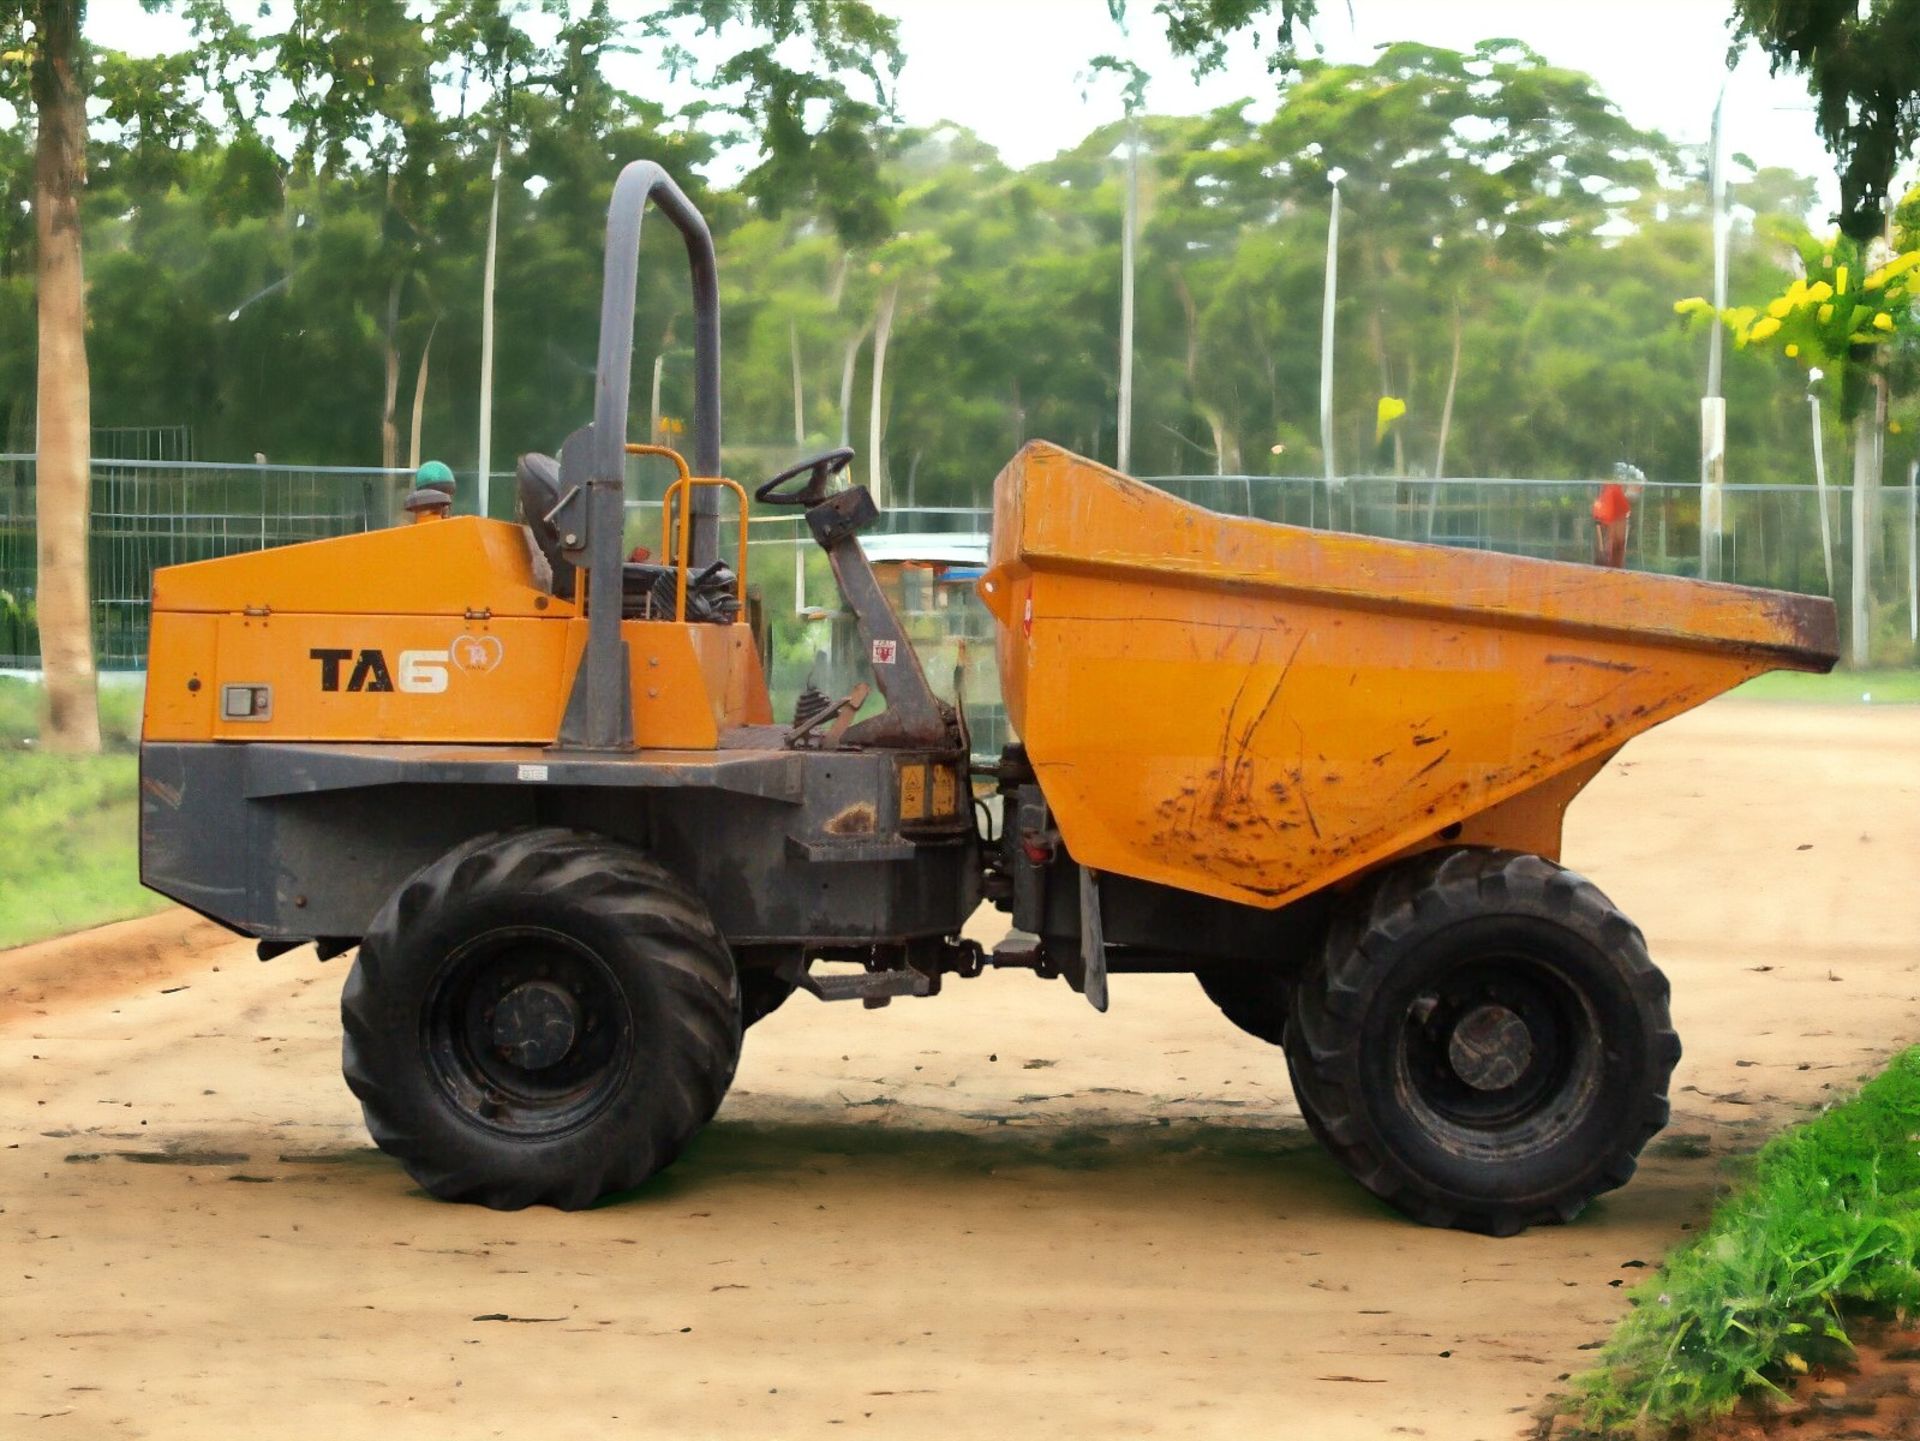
[[423, 927, 635, 1138], [1394, 954, 1600, 1158]]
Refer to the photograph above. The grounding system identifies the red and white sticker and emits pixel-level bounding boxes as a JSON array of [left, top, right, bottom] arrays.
[[1022, 595, 1033, 639], [871, 639, 898, 665]]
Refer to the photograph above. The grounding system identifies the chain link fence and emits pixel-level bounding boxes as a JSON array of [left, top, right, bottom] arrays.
[[2, 457, 1915, 672]]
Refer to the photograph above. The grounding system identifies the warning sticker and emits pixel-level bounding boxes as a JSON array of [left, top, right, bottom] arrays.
[[871, 639, 898, 665]]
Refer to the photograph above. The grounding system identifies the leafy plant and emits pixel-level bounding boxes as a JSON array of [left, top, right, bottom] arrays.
[[1574, 1046, 1920, 1435], [1677, 229, 1919, 409]]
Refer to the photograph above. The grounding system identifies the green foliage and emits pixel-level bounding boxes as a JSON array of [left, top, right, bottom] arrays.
[[0, 676, 142, 746], [1730, 0, 1920, 244], [1574, 1046, 1920, 1435], [1110, 0, 1316, 75], [0, 19, 1890, 508]]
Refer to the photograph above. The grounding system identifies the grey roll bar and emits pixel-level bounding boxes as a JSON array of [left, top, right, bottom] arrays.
[[555, 161, 723, 752]]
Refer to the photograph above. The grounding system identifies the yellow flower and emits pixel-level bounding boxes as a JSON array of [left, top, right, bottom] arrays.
[[1786, 343, 1800, 357], [1836, 265, 1849, 292], [1749, 316, 1783, 342], [1672, 296, 1712, 317], [1874, 311, 1895, 330], [1819, 303, 1835, 323], [1767, 296, 1793, 319], [1863, 251, 1920, 288], [1893, 421, 1905, 434], [1806, 280, 1833, 304]]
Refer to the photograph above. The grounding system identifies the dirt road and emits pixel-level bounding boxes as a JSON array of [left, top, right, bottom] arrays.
[[5, 701, 1917, 1440]]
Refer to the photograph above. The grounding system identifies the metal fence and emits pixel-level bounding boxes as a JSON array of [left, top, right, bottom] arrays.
[[2, 456, 1916, 670], [0, 455, 413, 668]]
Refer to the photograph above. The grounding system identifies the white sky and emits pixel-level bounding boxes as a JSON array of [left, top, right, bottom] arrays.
[[94, 0, 1900, 228]]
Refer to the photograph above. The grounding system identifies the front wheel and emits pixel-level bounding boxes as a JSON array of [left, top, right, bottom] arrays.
[[1285, 847, 1679, 1236], [342, 827, 741, 1210]]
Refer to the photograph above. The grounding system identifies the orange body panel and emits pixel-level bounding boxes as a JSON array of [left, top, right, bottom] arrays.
[[143, 516, 771, 747], [979, 442, 1837, 910], [152, 516, 558, 617]]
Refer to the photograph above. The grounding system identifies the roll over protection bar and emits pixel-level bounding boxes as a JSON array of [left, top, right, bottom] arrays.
[[556, 161, 724, 751]]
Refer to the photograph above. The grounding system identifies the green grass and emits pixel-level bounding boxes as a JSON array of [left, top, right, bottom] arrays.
[[1574, 1046, 1920, 1435], [0, 676, 161, 948], [1731, 667, 1920, 703], [0, 750, 162, 947]]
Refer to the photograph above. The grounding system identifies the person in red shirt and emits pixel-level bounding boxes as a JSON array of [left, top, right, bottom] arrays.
[[1592, 463, 1645, 568]]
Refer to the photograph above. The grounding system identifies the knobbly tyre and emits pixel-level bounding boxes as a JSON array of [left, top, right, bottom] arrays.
[[138, 162, 1839, 1231]]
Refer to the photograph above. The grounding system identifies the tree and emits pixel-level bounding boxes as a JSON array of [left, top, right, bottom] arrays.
[[1731, 0, 1920, 244], [14, 0, 99, 752], [1108, 0, 1318, 74]]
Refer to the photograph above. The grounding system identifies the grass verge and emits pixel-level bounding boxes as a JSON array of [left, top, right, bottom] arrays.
[[1731, 668, 1920, 704], [0, 676, 162, 948], [0, 751, 161, 947], [1573, 1046, 1920, 1434]]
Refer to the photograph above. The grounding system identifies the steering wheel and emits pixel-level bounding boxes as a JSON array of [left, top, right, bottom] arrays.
[[755, 446, 855, 506]]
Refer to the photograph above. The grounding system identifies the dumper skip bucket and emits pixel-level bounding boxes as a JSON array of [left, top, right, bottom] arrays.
[[978, 443, 1839, 910]]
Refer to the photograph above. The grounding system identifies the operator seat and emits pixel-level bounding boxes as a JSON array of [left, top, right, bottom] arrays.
[[514, 452, 740, 623]]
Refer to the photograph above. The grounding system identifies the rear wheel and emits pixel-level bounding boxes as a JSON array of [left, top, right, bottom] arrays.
[[1285, 847, 1679, 1236], [342, 827, 741, 1210]]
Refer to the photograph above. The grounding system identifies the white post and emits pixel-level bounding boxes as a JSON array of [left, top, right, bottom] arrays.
[[1117, 124, 1137, 474], [1320, 172, 1345, 494], [1908, 459, 1917, 644], [475, 132, 504, 518], [1811, 392, 1834, 596], [1701, 85, 1730, 580], [1701, 397, 1726, 578], [1850, 407, 1874, 668]]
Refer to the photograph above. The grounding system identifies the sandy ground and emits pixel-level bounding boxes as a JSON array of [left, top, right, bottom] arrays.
[[3, 700, 1917, 1440]]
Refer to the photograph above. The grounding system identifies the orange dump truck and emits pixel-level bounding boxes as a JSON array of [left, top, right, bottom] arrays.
[[139, 162, 1838, 1231]]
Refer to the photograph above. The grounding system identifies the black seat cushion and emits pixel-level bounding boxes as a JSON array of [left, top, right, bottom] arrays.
[[515, 452, 574, 600]]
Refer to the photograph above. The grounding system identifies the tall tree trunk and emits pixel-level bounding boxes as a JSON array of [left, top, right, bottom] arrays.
[[650, 352, 665, 444], [837, 324, 870, 449], [1170, 269, 1215, 473], [1367, 308, 1404, 475], [1200, 406, 1232, 477], [789, 318, 805, 447], [407, 318, 438, 472], [32, 0, 99, 753], [1433, 304, 1463, 480], [867, 282, 899, 505], [380, 272, 402, 470]]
